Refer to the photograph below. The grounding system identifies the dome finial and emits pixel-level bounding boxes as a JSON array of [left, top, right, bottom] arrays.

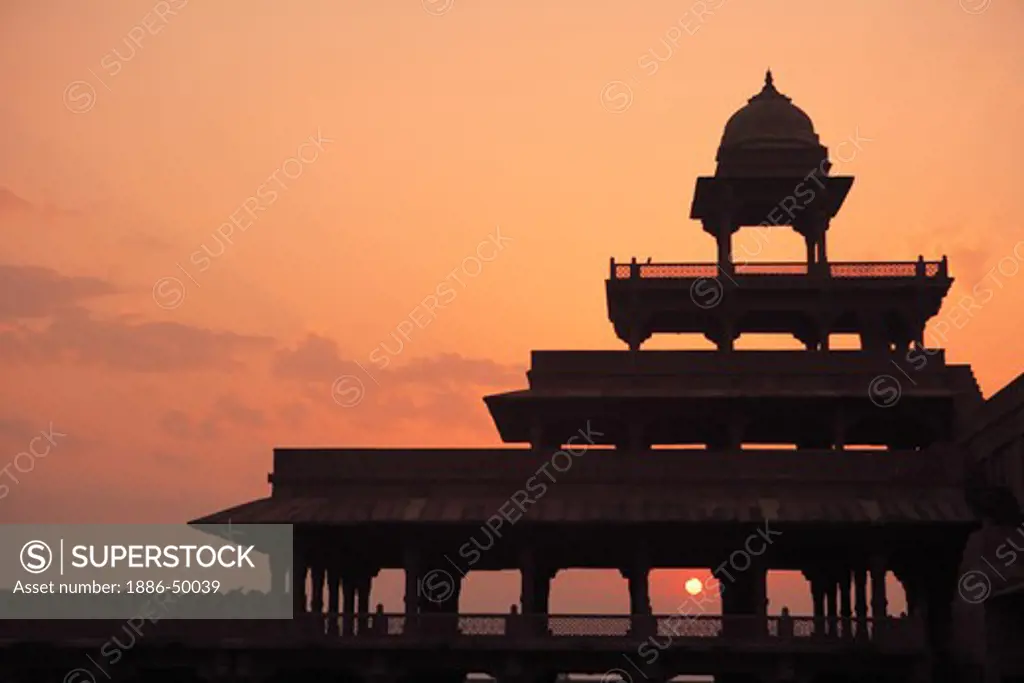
[[765, 69, 774, 87]]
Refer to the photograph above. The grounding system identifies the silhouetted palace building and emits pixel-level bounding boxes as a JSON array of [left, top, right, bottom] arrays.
[[3, 74, 1023, 683]]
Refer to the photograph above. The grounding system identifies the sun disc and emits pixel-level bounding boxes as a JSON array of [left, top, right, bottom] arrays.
[[684, 577, 703, 596]]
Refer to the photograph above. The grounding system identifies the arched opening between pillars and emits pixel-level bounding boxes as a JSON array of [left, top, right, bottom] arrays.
[[733, 333, 806, 351]]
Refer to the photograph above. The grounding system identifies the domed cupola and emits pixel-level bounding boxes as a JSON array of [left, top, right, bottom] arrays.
[[715, 71, 830, 178]]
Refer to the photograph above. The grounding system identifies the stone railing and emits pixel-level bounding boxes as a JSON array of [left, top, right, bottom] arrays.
[[610, 259, 946, 280], [0, 613, 924, 651]]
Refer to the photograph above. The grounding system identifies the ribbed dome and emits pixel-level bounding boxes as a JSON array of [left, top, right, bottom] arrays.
[[719, 71, 819, 150]]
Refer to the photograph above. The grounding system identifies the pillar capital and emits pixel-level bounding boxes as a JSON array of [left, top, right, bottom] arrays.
[[518, 547, 557, 578], [801, 566, 825, 584], [340, 565, 379, 583], [619, 543, 650, 578]]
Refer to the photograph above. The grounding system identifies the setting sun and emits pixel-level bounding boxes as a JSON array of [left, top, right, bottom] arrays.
[[2, 2, 1024, 681]]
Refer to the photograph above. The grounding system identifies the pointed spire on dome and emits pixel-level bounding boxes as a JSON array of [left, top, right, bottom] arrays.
[[750, 68, 788, 103]]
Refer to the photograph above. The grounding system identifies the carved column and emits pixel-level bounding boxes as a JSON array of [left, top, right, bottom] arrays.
[[622, 551, 653, 637], [310, 564, 325, 615], [719, 555, 759, 640], [720, 317, 737, 352], [825, 578, 838, 637], [326, 565, 341, 635], [715, 216, 733, 274], [520, 549, 554, 637], [520, 549, 538, 615], [753, 562, 768, 636], [342, 575, 357, 637], [904, 572, 919, 617], [403, 546, 420, 634], [922, 549, 962, 683], [854, 567, 868, 640], [356, 573, 373, 634], [291, 554, 308, 615], [870, 555, 888, 639], [838, 569, 852, 639], [808, 573, 826, 637], [626, 566, 652, 616]]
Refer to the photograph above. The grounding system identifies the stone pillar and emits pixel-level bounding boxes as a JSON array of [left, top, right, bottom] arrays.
[[520, 549, 553, 636], [404, 547, 420, 625], [342, 576, 357, 637], [814, 310, 832, 352], [622, 554, 653, 637], [839, 570, 852, 639], [626, 567, 651, 616], [536, 574, 551, 614], [870, 555, 887, 639], [356, 574, 373, 634], [720, 317, 737, 353], [716, 222, 732, 273], [310, 565, 325, 615], [292, 556, 308, 615], [922, 553, 961, 683], [520, 550, 537, 615], [327, 565, 341, 635], [628, 324, 647, 353], [905, 573, 919, 617], [719, 557, 759, 640], [718, 568, 735, 636], [854, 567, 868, 640], [804, 234, 816, 267], [809, 574, 826, 637], [753, 563, 768, 637], [825, 579, 838, 637]]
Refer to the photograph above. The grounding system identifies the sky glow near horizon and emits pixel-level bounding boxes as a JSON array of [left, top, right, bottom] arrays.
[[1, 0, 1021, 615]]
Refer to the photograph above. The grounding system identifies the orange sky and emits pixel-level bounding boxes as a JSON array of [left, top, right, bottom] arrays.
[[2, 0, 1023, 615]]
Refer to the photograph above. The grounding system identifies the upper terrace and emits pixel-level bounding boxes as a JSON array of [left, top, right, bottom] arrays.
[[483, 349, 980, 449], [606, 258, 952, 351]]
